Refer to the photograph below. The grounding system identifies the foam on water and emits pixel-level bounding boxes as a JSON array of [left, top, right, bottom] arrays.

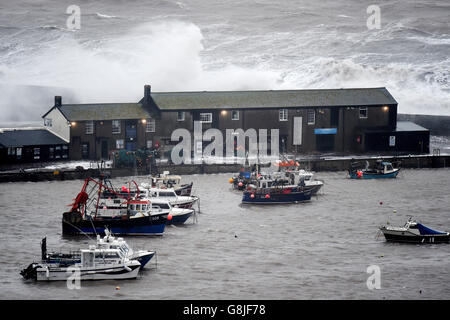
[[0, 0, 449, 122]]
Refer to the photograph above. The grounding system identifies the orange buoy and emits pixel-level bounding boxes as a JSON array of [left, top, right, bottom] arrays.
[[167, 214, 173, 220], [229, 178, 234, 183], [265, 194, 270, 199], [357, 170, 363, 178]]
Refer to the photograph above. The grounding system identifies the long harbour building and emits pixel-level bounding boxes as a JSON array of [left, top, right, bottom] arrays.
[[34, 85, 430, 161]]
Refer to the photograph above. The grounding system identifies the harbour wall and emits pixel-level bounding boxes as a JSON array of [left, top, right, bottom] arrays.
[[1, 154, 449, 183]]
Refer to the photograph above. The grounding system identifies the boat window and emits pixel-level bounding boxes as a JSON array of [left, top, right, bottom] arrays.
[[141, 204, 147, 210], [104, 252, 120, 259], [135, 204, 141, 211], [160, 192, 175, 197], [130, 204, 135, 210], [95, 253, 104, 259]]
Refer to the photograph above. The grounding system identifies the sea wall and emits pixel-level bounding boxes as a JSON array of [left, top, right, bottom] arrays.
[[0, 155, 449, 183]]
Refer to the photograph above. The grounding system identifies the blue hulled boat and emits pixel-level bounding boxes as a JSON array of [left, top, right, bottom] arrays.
[[242, 176, 312, 204], [62, 177, 168, 236], [380, 217, 449, 243], [349, 160, 400, 179]]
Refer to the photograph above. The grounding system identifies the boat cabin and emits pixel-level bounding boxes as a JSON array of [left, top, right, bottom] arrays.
[[80, 246, 125, 268]]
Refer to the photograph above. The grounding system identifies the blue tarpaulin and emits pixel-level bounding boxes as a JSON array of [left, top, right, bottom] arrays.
[[239, 172, 251, 179], [417, 223, 446, 235]]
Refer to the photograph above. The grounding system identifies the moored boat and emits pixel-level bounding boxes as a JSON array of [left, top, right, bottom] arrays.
[[242, 176, 312, 204], [379, 217, 450, 243], [44, 230, 156, 268], [349, 160, 400, 179], [139, 184, 199, 209], [150, 171, 193, 196], [62, 177, 168, 236], [150, 198, 195, 225], [20, 238, 142, 281]]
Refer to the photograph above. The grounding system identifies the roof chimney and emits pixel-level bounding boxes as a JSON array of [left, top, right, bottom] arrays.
[[144, 85, 151, 104], [54, 96, 62, 107]]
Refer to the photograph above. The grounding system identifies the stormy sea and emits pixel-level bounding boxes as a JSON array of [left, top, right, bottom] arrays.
[[0, 0, 449, 126]]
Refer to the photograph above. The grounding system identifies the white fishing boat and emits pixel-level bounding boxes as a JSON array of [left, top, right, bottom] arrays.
[[150, 171, 193, 196], [139, 184, 199, 209], [150, 198, 195, 225], [21, 240, 142, 281]]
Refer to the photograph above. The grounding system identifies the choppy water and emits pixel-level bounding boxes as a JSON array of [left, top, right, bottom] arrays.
[[0, 169, 449, 299], [0, 0, 449, 123]]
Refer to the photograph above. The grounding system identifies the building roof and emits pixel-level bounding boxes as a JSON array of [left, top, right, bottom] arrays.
[[149, 87, 397, 110], [42, 87, 398, 120], [56, 103, 150, 121], [0, 128, 68, 148], [395, 121, 429, 132]]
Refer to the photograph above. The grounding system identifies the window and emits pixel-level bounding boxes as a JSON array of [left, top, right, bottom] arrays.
[[44, 118, 52, 127], [177, 112, 185, 121], [16, 147, 22, 160], [199, 113, 212, 123], [55, 146, 61, 159], [82, 143, 89, 159], [307, 110, 315, 125], [359, 107, 368, 119], [85, 121, 94, 134], [62, 145, 68, 158], [147, 140, 153, 149], [231, 110, 239, 120], [33, 148, 40, 160], [279, 109, 288, 121], [112, 120, 121, 134], [116, 139, 124, 149], [146, 119, 155, 132], [7, 147, 15, 156], [49, 147, 54, 159]]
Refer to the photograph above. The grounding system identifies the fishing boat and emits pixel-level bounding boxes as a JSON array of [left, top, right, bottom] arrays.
[[62, 176, 169, 236], [229, 168, 254, 190], [242, 176, 312, 204], [379, 217, 450, 243], [43, 230, 156, 268], [139, 183, 199, 209], [20, 238, 142, 281], [282, 169, 324, 195], [150, 198, 195, 225], [150, 171, 193, 196], [349, 160, 400, 179]]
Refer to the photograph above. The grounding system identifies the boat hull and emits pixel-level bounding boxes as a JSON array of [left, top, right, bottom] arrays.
[[175, 183, 193, 196], [350, 170, 399, 179], [242, 190, 312, 204], [35, 263, 141, 281], [133, 251, 155, 268], [381, 231, 450, 244], [62, 212, 168, 236], [167, 211, 193, 225]]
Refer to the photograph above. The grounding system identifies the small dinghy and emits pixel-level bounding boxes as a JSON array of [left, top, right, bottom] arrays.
[[379, 217, 450, 244], [20, 236, 142, 281]]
